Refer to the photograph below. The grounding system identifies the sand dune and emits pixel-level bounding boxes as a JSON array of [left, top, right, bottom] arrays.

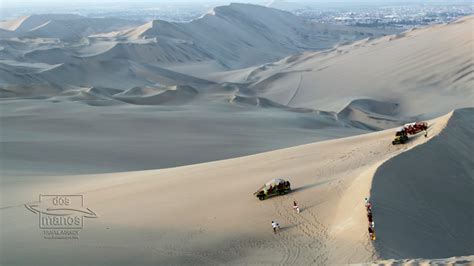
[[131, 3, 388, 69], [0, 4, 398, 179], [371, 108, 474, 259], [238, 16, 473, 117], [0, 4, 390, 87], [337, 99, 416, 130], [0, 97, 364, 177], [0, 6, 472, 264], [0, 15, 31, 31], [114, 85, 199, 105], [0, 14, 141, 40], [1, 58, 214, 93], [1, 107, 471, 265], [0, 14, 82, 32], [89, 41, 212, 66]]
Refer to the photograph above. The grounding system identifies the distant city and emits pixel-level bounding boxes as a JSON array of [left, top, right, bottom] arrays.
[[291, 3, 473, 29]]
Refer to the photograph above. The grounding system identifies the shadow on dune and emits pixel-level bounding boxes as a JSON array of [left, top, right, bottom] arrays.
[[370, 108, 474, 259], [279, 223, 299, 232], [291, 179, 337, 194]]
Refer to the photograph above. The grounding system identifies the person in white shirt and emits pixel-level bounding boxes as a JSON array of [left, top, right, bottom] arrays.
[[271, 221, 280, 233], [365, 198, 372, 211]]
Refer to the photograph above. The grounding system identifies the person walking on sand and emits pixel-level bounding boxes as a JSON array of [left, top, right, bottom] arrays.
[[272, 221, 280, 234], [293, 201, 300, 213]]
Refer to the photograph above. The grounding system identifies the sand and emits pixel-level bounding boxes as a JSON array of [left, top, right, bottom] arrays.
[[222, 16, 474, 117], [0, 5, 473, 265], [371, 108, 474, 259], [1, 108, 472, 265], [0, 98, 366, 177]]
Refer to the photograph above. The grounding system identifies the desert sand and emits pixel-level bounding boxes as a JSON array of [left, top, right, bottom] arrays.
[[1, 15, 472, 178], [0, 4, 393, 177], [0, 4, 473, 265], [206, 16, 474, 117], [1, 107, 472, 265]]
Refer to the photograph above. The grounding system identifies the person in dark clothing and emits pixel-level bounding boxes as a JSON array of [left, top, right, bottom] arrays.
[[293, 201, 300, 213], [367, 212, 373, 221], [368, 226, 375, 240]]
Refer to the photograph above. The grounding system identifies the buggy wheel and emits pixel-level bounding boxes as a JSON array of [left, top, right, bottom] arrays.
[[258, 196, 265, 201]]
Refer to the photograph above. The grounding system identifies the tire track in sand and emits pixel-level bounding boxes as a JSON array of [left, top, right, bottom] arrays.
[[272, 196, 330, 265]]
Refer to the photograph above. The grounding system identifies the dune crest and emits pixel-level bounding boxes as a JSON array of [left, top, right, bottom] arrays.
[[0, 5, 472, 264], [2, 107, 469, 264], [240, 16, 474, 116], [371, 108, 474, 259]]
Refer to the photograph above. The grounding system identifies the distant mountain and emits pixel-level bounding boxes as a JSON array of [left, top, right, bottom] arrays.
[[0, 3, 392, 95], [123, 3, 388, 69], [0, 14, 142, 40], [2, 4, 388, 69], [240, 16, 474, 117]]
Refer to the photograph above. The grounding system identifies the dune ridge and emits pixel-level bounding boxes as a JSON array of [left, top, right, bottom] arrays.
[[236, 16, 474, 116], [370, 108, 474, 259], [0, 6, 472, 265], [1, 107, 470, 265]]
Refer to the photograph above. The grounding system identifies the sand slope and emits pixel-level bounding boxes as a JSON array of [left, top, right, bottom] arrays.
[[371, 108, 474, 259], [2, 108, 471, 265], [0, 9, 472, 265], [0, 4, 391, 90], [0, 98, 364, 177], [371, 255, 474, 265], [0, 14, 141, 40], [133, 3, 388, 69], [241, 16, 474, 117]]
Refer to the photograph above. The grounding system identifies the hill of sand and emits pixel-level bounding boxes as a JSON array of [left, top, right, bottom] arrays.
[[133, 3, 389, 69], [1, 108, 472, 265], [215, 16, 473, 118], [0, 14, 142, 40], [0, 5, 397, 177], [0, 5, 472, 264], [371, 108, 474, 259], [2, 15, 471, 178], [0, 4, 390, 90], [0, 97, 365, 177]]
